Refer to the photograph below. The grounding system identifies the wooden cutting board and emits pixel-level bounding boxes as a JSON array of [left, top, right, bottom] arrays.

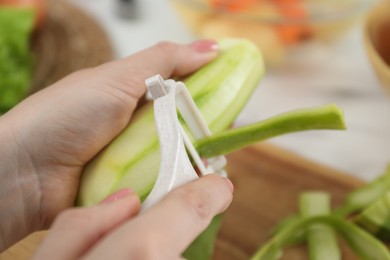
[[214, 142, 363, 259], [1, 143, 364, 259]]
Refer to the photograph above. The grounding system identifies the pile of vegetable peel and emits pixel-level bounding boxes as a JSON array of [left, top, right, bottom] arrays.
[[253, 165, 390, 260]]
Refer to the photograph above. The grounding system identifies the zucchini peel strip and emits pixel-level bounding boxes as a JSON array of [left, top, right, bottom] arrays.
[[252, 216, 390, 260]]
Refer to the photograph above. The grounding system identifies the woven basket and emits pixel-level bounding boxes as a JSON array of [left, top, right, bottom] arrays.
[[29, 0, 114, 93]]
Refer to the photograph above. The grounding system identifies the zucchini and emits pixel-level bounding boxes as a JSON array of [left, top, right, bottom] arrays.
[[77, 39, 265, 206], [77, 39, 264, 260]]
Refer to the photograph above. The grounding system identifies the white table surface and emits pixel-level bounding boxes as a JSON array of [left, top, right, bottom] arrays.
[[69, 0, 390, 181]]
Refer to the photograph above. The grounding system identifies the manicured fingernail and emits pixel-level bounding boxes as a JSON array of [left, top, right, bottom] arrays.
[[224, 177, 234, 193], [190, 40, 218, 52], [100, 188, 134, 204]]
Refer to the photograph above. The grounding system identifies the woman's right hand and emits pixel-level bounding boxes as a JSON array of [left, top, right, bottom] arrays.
[[33, 174, 234, 260]]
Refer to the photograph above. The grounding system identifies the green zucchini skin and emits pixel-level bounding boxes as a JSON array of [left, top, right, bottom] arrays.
[[195, 104, 346, 158], [75, 39, 264, 260], [182, 215, 222, 259], [77, 39, 265, 206]]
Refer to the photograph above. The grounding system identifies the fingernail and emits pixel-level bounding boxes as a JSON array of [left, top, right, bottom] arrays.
[[190, 40, 218, 52], [224, 177, 234, 193], [100, 188, 134, 204]]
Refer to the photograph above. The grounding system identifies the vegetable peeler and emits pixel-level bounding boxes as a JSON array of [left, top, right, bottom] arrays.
[[141, 75, 227, 211]]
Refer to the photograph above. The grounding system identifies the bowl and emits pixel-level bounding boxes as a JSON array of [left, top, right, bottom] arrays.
[[364, 0, 390, 97], [170, 0, 376, 67]]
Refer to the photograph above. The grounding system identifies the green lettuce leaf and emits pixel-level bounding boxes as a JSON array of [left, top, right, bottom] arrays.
[[0, 7, 34, 113]]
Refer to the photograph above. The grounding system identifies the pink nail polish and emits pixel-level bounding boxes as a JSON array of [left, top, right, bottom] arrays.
[[224, 178, 234, 193], [190, 40, 218, 52], [100, 188, 133, 204]]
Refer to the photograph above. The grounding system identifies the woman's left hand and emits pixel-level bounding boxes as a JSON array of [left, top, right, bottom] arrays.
[[0, 40, 218, 251]]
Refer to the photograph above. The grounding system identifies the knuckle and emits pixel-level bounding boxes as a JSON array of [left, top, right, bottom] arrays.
[[129, 232, 162, 259], [174, 186, 212, 221], [154, 41, 178, 54], [154, 41, 180, 66], [53, 208, 97, 230]]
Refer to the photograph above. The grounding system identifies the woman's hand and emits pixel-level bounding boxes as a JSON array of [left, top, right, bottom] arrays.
[[33, 174, 233, 260], [0, 40, 218, 251]]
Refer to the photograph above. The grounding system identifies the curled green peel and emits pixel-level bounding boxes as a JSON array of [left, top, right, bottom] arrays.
[[355, 191, 390, 242], [335, 165, 390, 216], [195, 104, 346, 158], [252, 216, 390, 260], [271, 164, 390, 252], [300, 192, 340, 260]]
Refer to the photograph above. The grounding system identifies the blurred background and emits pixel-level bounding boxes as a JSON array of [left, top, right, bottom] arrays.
[[1, 0, 390, 181]]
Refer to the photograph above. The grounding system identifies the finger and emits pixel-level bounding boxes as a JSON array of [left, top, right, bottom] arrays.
[[32, 189, 140, 260], [83, 175, 233, 259], [92, 39, 219, 101]]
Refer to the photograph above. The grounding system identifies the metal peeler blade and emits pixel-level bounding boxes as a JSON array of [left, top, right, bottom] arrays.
[[141, 74, 227, 211]]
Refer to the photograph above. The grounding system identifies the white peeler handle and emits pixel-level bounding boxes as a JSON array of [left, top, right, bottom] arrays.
[[141, 75, 227, 211]]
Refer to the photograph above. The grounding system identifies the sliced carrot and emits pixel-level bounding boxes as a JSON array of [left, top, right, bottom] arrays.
[[210, 0, 257, 12], [272, 0, 312, 44], [273, 0, 307, 18], [209, 0, 312, 44], [276, 24, 311, 44]]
